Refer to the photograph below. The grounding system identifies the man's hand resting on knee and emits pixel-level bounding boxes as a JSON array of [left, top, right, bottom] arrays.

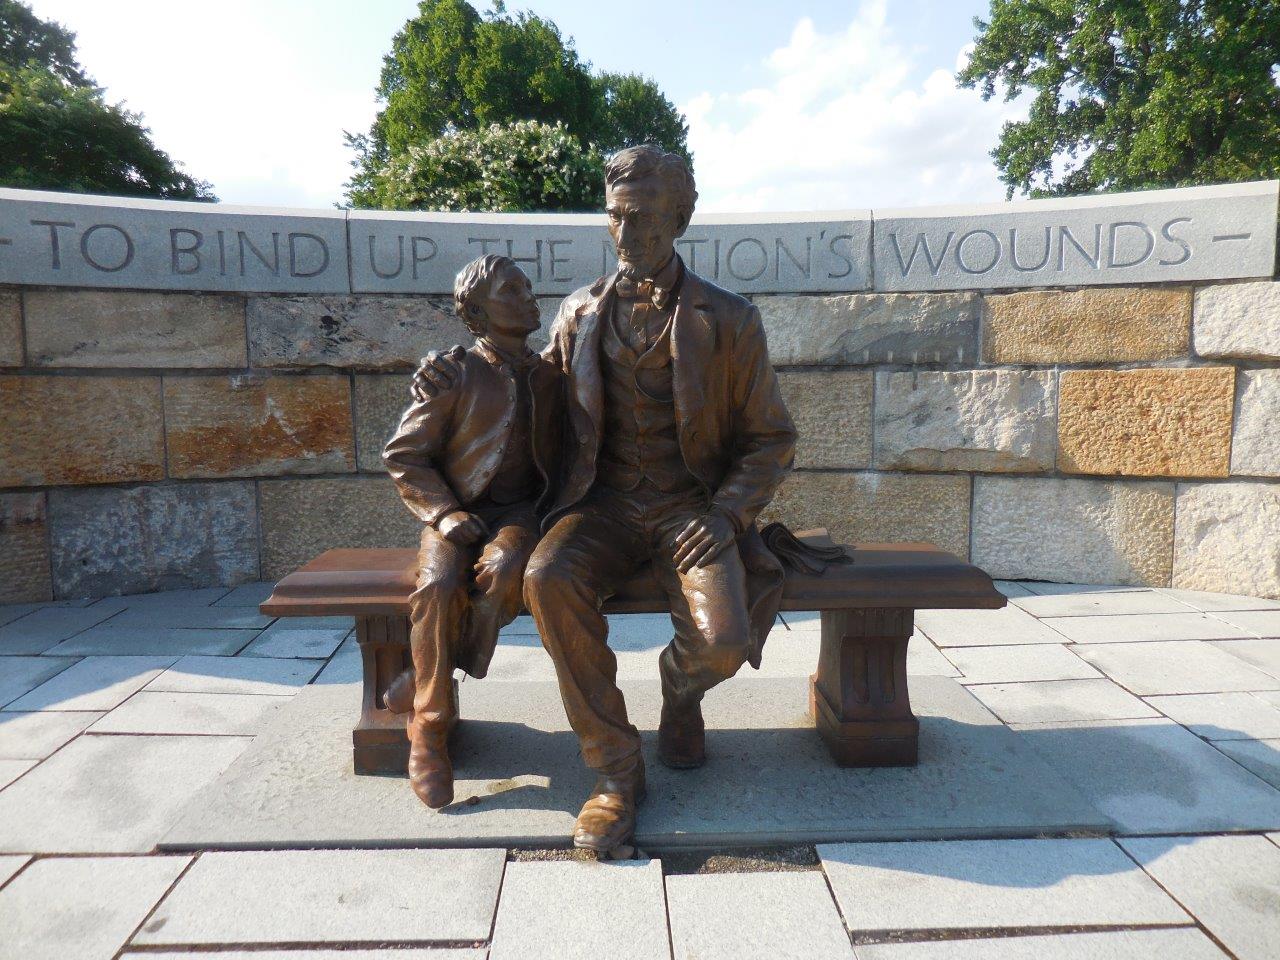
[[438, 510, 488, 545], [673, 510, 736, 573]]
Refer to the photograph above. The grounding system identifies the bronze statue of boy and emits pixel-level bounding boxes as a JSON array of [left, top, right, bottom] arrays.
[[383, 254, 561, 808]]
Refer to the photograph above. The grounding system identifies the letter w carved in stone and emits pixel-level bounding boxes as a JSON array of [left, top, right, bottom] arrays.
[[890, 231, 954, 278]]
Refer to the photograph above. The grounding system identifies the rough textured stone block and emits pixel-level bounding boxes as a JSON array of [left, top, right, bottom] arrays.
[[259, 475, 420, 579], [755, 292, 978, 365], [0, 288, 20, 366], [983, 287, 1191, 363], [760, 470, 971, 558], [1232, 369, 1280, 477], [778, 370, 872, 468], [1174, 482, 1280, 599], [24, 290, 246, 367], [1195, 280, 1280, 360], [0, 376, 164, 487], [1058, 367, 1234, 478], [164, 374, 354, 479], [48, 482, 259, 598], [0, 493, 50, 604], [972, 477, 1175, 586], [248, 294, 464, 369], [353, 373, 404, 472], [875, 370, 1056, 473]]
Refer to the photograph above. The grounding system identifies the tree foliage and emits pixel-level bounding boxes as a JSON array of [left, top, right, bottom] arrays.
[[346, 0, 689, 210], [0, 0, 213, 199], [957, 0, 1280, 196]]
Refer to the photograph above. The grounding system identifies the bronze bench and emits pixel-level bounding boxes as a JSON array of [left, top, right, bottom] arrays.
[[261, 537, 1005, 774]]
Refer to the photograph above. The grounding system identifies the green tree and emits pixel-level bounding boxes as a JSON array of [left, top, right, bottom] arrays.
[[0, 0, 213, 199], [350, 119, 603, 212], [346, 0, 689, 209], [957, 0, 1280, 197]]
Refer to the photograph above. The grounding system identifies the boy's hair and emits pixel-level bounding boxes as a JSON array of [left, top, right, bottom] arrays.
[[453, 254, 516, 336], [604, 145, 698, 221]]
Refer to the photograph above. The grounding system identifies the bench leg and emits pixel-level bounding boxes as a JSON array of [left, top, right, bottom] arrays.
[[809, 608, 919, 766]]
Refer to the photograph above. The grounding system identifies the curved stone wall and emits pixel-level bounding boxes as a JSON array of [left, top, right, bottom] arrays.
[[0, 182, 1277, 601]]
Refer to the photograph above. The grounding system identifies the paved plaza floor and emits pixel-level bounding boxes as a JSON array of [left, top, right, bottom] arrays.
[[1, 580, 1279, 957]]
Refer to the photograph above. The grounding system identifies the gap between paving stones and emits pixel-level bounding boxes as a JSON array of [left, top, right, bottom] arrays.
[[848, 922, 1200, 947]]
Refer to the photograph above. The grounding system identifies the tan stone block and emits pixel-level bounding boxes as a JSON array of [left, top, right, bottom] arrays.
[[164, 375, 355, 479], [777, 371, 872, 469], [0, 493, 51, 603], [353, 374, 410, 472], [259, 475, 421, 579], [758, 471, 971, 558], [973, 476, 1175, 586], [0, 289, 21, 367], [874, 370, 1056, 473], [1058, 367, 1235, 478], [983, 287, 1191, 363], [24, 290, 246, 368], [1174, 482, 1280, 599], [0, 376, 164, 487]]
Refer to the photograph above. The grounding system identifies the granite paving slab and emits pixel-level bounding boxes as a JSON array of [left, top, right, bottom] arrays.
[[160, 675, 1109, 850], [1011, 718, 1280, 833], [915, 607, 1066, 648], [311, 638, 360, 684], [0, 710, 103, 758], [853, 929, 1227, 959], [1012, 591, 1192, 618], [666, 871, 853, 960], [44, 625, 255, 657], [0, 655, 77, 708], [994, 580, 1034, 597], [104, 607, 274, 629], [818, 838, 1187, 932], [89, 690, 286, 735], [1159, 589, 1280, 612], [0, 855, 28, 888], [1021, 583, 1148, 595], [1211, 639, 1280, 679], [94, 586, 230, 609], [146, 654, 318, 694], [947, 644, 1101, 684], [0, 603, 46, 628], [138, 952, 483, 960], [1145, 692, 1280, 740], [1074, 641, 1280, 695], [965, 679, 1158, 725], [1212, 739, 1280, 789], [240, 622, 351, 658], [1042, 613, 1252, 644], [1121, 834, 1280, 960], [489, 860, 669, 960], [211, 580, 276, 607], [0, 758, 36, 789], [1215, 610, 1280, 637], [134, 849, 504, 947], [0, 606, 120, 654], [0, 855, 190, 960], [0, 733, 250, 852], [3, 655, 175, 711]]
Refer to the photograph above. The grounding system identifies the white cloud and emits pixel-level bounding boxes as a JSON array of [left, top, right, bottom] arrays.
[[683, 1, 1025, 212]]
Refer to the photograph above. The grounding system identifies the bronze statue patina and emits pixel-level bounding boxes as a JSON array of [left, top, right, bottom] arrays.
[[414, 146, 796, 850], [384, 254, 561, 808]]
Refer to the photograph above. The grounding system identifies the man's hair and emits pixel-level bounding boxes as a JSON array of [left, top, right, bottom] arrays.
[[453, 253, 515, 335], [604, 145, 697, 220]]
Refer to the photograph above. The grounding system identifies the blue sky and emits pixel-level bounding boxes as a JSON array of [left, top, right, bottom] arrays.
[[25, 1, 1019, 211]]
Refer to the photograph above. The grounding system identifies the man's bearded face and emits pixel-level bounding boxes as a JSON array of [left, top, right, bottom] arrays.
[[605, 177, 686, 279]]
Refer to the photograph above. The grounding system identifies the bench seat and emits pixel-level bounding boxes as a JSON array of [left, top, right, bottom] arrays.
[[262, 538, 1005, 773]]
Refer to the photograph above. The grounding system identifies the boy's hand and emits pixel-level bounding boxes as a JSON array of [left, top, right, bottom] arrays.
[[438, 510, 488, 545], [411, 346, 466, 401]]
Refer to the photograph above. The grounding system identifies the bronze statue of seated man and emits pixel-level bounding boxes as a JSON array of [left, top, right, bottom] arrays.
[[382, 253, 561, 808]]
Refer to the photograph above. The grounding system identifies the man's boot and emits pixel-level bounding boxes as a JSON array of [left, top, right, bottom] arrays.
[[407, 721, 453, 809], [658, 698, 706, 769], [573, 756, 646, 853]]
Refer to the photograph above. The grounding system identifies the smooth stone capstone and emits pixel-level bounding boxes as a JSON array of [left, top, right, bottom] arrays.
[[755, 292, 978, 365], [818, 837, 1188, 931], [0, 734, 249, 852], [971, 477, 1174, 586], [1011, 718, 1280, 833], [777, 370, 873, 468], [1174, 482, 1280, 599], [1194, 279, 1280, 360], [1121, 834, 1280, 960], [134, 849, 504, 946], [48, 481, 259, 598], [1231, 369, 1280, 477], [873, 370, 1056, 473], [854, 929, 1228, 959], [0, 493, 51, 605], [665, 871, 853, 960], [489, 860, 669, 960], [159, 675, 1108, 850], [0, 855, 191, 960], [23, 289, 247, 367]]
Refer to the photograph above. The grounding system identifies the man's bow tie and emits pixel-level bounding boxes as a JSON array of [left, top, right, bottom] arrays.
[[615, 276, 667, 308]]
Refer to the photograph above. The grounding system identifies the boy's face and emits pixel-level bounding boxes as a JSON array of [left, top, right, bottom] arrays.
[[477, 261, 540, 340]]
